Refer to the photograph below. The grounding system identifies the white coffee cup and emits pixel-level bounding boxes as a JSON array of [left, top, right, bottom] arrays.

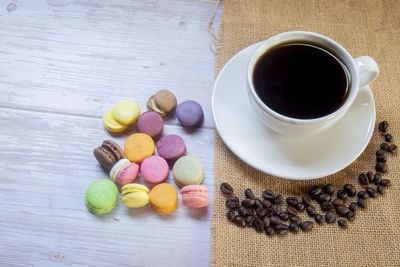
[[247, 31, 379, 137]]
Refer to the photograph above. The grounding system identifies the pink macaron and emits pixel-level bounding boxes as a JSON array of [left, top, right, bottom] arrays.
[[116, 163, 139, 187], [137, 111, 164, 138], [181, 185, 210, 208], [140, 155, 169, 183], [156, 134, 186, 161]]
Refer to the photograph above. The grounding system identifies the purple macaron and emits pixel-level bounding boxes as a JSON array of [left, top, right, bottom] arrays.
[[137, 111, 164, 138], [156, 134, 186, 161], [176, 100, 204, 127]]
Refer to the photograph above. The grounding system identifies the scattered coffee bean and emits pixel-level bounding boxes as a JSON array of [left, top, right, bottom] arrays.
[[377, 185, 385, 194], [317, 193, 331, 203], [375, 162, 388, 173], [254, 198, 263, 209], [325, 211, 336, 223], [286, 197, 298, 206], [380, 142, 390, 151], [309, 185, 322, 198], [253, 219, 264, 232], [247, 208, 255, 216], [289, 216, 301, 225], [302, 196, 312, 206], [262, 216, 270, 227], [274, 194, 283, 204], [265, 207, 274, 217], [272, 204, 281, 215], [245, 215, 255, 226], [289, 222, 300, 233], [349, 202, 358, 212], [385, 134, 393, 142], [346, 211, 355, 221], [315, 214, 324, 224], [389, 144, 398, 153], [337, 190, 348, 199], [220, 183, 233, 195], [378, 121, 389, 132], [244, 188, 254, 199], [274, 224, 289, 235], [343, 184, 356, 196], [269, 215, 281, 225], [357, 191, 369, 199], [376, 156, 387, 163], [256, 207, 267, 217], [295, 202, 305, 211], [233, 215, 246, 227], [324, 184, 335, 194], [262, 190, 275, 200], [373, 173, 382, 185], [300, 221, 313, 231], [227, 210, 235, 220], [380, 179, 391, 187], [226, 196, 239, 209], [321, 201, 333, 211], [332, 198, 343, 207], [357, 199, 366, 208], [287, 206, 298, 216], [306, 205, 316, 217], [359, 173, 368, 185], [238, 206, 247, 216], [366, 187, 378, 198], [265, 226, 274, 235], [376, 149, 386, 158], [338, 219, 348, 228], [279, 212, 289, 221], [336, 205, 350, 217], [263, 199, 272, 208], [242, 198, 255, 207], [367, 172, 374, 183]]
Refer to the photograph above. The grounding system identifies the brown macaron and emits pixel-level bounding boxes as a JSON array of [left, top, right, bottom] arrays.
[[93, 140, 125, 171], [147, 90, 177, 116]]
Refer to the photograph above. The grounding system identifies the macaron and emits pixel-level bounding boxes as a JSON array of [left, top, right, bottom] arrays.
[[109, 158, 131, 183], [176, 100, 204, 127], [102, 109, 128, 132], [93, 140, 125, 171], [181, 185, 210, 208], [140, 155, 169, 183], [149, 183, 178, 213], [124, 133, 155, 163], [121, 183, 149, 208], [137, 111, 164, 138], [116, 162, 139, 187], [112, 100, 140, 125], [156, 135, 186, 161], [147, 90, 177, 116], [173, 156, 204, 187], [85, 179, 118, 214]]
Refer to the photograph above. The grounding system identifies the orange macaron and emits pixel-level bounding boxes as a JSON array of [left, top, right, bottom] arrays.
[[124, 133, 155, 163], [149, 183, 178, 214]]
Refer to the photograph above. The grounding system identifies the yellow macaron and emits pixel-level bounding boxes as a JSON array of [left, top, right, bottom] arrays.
[[102, 109, 128, 132], [149, 183, 178, 214], [121, 183, 150, 208], [112, 100, 140, 125]]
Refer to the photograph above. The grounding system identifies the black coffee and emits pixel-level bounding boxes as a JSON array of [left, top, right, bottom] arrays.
[[253, 42, 350, 119]]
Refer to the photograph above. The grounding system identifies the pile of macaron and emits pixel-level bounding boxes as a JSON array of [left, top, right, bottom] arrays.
[[85, 90, 210, 215]]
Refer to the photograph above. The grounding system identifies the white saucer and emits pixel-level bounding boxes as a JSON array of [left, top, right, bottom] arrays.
[[212, 42, 376, 180]]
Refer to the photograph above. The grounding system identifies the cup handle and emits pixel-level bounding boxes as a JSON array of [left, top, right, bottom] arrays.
[[354, 56, 379, 89]]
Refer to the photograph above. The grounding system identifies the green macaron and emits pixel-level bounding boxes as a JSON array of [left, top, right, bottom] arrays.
[[85, 179, 118, 214], [173, 156, 204, 187]]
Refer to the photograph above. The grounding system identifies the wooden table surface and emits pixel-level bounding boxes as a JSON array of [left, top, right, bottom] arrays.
[[0, 1, 220, 266]]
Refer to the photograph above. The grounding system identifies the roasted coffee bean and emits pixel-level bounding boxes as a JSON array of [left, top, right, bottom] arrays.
[[274, 224, 289, 235], [346, 211, 355, 221], [245, 215, 255, 226], [321, 201, 333, 211], [338, 219, 348, 228], [378, 121, 389, 132], [262, 199, 272, 208], [380, 142, 390, 151], [376, 162, 388, 173], [272, 204, 281, 215], [349, 202, 358, 212], [385, 134, 393, 142], [262, 216, 270, 227], [357, 191, 369, 199], [359, 173, 368, 185], [247, 208, 255, 216], [376, 156, 387, 163], [254, 198, 263, 209], [317, 193, 331, 203], [389, 144, 398, 153], [279, 212, 289, 221], [367, 172, 374, 183], [306, 205, 316, 217], [337, 190, 348, 199], [324, 184, 335, 194], [220, 183, 234, 195], [241, 198, 256, 207], [256, 207, 267, 217], [336, 205, 350, 217], [290, 216, 301, 225], [265, 207, 274, 217], [244, 188, 254, 199], [377, 185, 385, 194], [325, 211, 336, 223], [315, 214, 324, 224], [376, 149, 386, 157], [233, 215, 246, 227], [262, 190, 275, 200], [344, 184, 356, 197], [253, 219, 264, 232], [332, 198, 343, 207], [357, 199, 366, 208], [287, 206, 298, 216], [265, 226, 274, 235], [380, 179, 391, 187], [295, 202, 305, 211], [286, 197, 298, 206], [269, 215, 281, 225], [226, 196, 239, 209], [289, 222, 300, 233], [227, 210, 235, 220], [366, 187, 378, 198], [274, 194, 283, 204], [373, 173, 382, 185], [238, 206, 247, 216], [302, 196, 312, 206], [300, 221, 313, 231], [309, 185, 322, 198]]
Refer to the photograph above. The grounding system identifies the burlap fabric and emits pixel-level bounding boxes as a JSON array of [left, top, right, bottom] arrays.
[[211, 1, 400, 266]]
